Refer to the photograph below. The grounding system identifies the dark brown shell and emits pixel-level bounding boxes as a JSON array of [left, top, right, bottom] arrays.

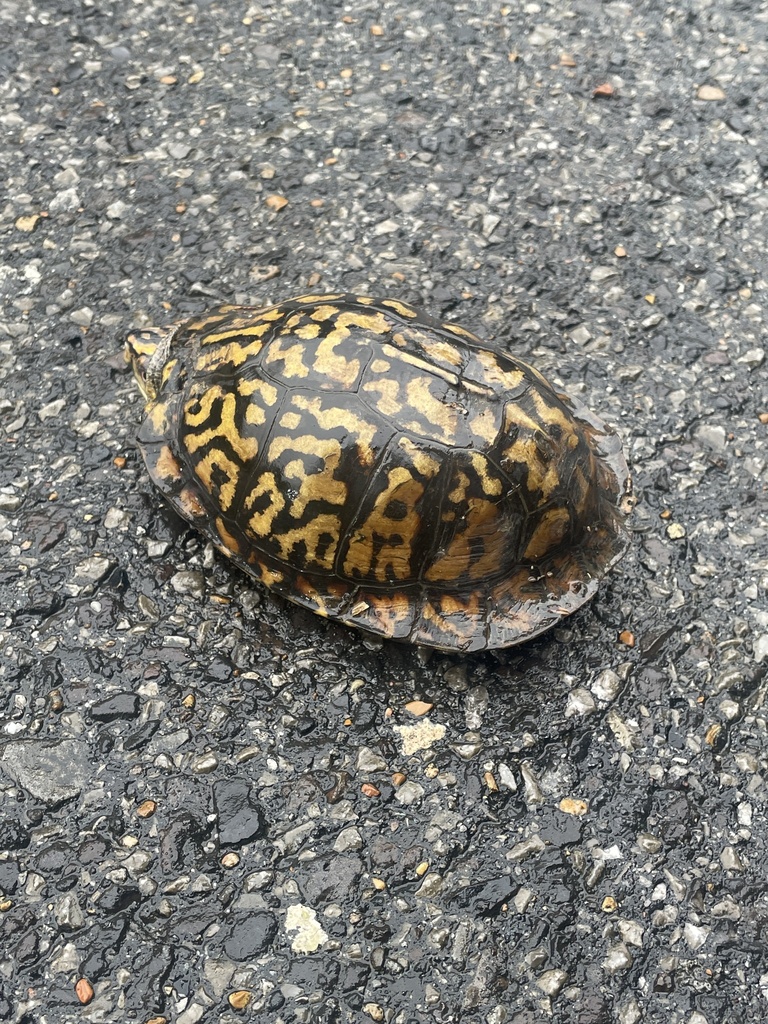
[[128, 294, 632, 652]]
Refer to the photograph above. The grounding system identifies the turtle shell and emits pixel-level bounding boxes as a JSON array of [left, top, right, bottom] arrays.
[[127, 294, 632, 653]]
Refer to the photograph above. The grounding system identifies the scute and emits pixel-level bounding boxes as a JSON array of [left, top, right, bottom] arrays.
[[128, 294, 632, 652]]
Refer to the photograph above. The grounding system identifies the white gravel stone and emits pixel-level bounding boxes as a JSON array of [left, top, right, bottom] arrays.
[[106, 199, 129, 219], [394, 189, 424, 213], [617, 919, 644, 947], [54, 893, 84, 931], [284, 904, 329, 953], [395, 780, 424, 805], [333, 827, 363, 853], [535, 968, 568, 996], [720, 846, 744, 871], [507, 835, 545, 862], [497, 762, 517, 791], [565, 687, 597, 716], [737, 347, 765, 368], [591, 669, 621, 702], [104, 506, 131, 529], [684, 922, 709, 950], [356, 746, 388, 773], [49, 187, 81, 212], [694, 424, 727, 451], [38, 397, 67, 421], [529, 24, 557, 45], [753, 634, 768, 662], [74, 555, 111, 581], [570, 324, 592, 344], [70, 306, 93, 326], [603, 942, 633, 973]]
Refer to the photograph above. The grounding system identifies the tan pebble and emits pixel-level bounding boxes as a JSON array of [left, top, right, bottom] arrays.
[[363, 1003, 385, 1021], [391, 772, 407, 786], [618, 630, 635, 648], [666, 523, 686, 540], [221, 852, 240, 868], [370, 24, 384, 36], [340, 68, 353, 79], [593, 82, 614, 97], [159, 75, 177, 85], [16, 215, 41, 232], [560, 53, 577, 67], [182, 693, 196, 709], [645, 293, 656, 304], [372, 877, 386, 891], [307, 272, 322, 286], [405, 700, 433, 716], [188, 70, 204, 84], [0, 899, 12, 912], [602, 896, 618, 913], [361, 783, 381, 798], [484, 771, 499, 792], [137, 799, 157, 818], [228, 990, 252, 1010], [415, 861, 429, 877], [75, 978, 94, 1004], [265, 194, 289, 211], [697, 85, 725, 101], [705, 723, 721, 746], [559, 797, 588, 816], [146, 1017, 169, 1024], [424, 762, 439, 779], [758, 412, 768, 424], [614, 246, 627, 258]]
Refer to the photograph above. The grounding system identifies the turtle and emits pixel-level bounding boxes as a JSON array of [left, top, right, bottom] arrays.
[[125, 293, 633, 653]]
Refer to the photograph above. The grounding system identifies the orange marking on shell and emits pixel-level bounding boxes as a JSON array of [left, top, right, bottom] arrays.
[[523, 507, 571, 561], [178, 486, 207, 519], [155, 445, 182, 482], [215, 517, 241, 556]]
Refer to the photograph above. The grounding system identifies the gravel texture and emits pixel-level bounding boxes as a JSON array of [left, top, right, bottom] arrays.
[[1, 1, 767, 1023]]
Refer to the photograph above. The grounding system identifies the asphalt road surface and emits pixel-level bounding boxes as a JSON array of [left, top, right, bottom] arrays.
[[1, 1, 767, 1022]]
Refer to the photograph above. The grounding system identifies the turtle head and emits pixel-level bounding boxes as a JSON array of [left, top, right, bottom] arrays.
[[125, 323, 179, 401]]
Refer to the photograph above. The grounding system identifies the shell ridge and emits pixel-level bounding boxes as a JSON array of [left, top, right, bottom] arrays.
[[332, 431, 399, 582]]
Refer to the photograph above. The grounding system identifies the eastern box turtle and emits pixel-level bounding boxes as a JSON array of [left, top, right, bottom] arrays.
[[126, 294, 632, 653]]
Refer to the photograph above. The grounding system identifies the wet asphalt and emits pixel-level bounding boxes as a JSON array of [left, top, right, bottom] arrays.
[[1, 1, 767, 1023]]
